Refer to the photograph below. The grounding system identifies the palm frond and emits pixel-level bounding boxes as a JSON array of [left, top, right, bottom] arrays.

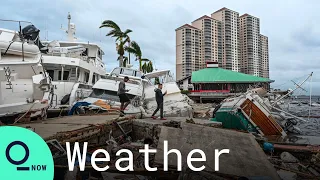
[[141, 62, 147, 73], [124, 36, 130, 44], [141, 58, 150, 62], [147, 61, 153, 72], [124, 46, 136, 54], [106, 29, 119, 37], [100, 20, 121, 31], [123, 29, 132, 35], [130, 41, 142, 57]]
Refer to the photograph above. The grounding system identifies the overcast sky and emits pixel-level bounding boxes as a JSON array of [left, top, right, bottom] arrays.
[[1, 0, 320, 94]]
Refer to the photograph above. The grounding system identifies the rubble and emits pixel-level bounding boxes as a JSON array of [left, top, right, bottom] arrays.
[[280, 152, 299, 163], [277, 170, 297, 180], [191, 103, 216, 118]]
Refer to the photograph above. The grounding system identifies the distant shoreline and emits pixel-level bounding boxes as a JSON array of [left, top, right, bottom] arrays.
[[291, 95, 320, 99]]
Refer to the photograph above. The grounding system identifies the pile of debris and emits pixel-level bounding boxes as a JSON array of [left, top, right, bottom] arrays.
[[48, 114, 285, 179], [261, 142, 320, 180], [192, 103, 217, 118]]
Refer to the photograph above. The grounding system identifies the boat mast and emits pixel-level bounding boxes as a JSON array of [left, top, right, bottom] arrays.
[[271, 72, 313, 107], [66, 12, 76, 42]]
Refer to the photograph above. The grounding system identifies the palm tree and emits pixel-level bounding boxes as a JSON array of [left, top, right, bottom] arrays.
[[141, 61, 153, 73], [100, 20, 132, 67], [124, 41, 150, 71]]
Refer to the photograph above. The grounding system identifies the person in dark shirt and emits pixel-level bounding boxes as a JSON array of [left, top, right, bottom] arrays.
[[151, 83, 167, 120], [117, 76, 130, 116]]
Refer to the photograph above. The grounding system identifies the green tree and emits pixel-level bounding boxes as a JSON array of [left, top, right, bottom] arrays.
[[100, 20, 132, 67], [154, 77, 160, 85], [141, 61, 154, 73], [124, 41, 150, 71]]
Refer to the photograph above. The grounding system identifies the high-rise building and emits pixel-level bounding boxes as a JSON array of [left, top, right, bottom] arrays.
[[175, 24, 201, 80], [175, 7, 269, 80], [260, 34, 269, 78], [211, 7, 240, 72], [239, 14, 260, 76], [191, 15, 222, 69]]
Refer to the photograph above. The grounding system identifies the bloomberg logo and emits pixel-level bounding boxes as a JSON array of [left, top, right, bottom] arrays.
[[5, 141, 47, 171]]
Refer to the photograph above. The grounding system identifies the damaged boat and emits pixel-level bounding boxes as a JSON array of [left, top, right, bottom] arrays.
[[79, 67, 193, 117], [211, 88, 302, 137], [40, 13, 107, 113], [0, 22, 52, 123]]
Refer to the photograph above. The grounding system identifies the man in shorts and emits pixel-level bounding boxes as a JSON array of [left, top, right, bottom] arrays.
[[118, 76, 130, 116]]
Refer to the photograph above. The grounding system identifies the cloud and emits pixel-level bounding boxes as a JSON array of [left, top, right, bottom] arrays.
[[1, 0, 320, 94], [292, 26, 320, 48]]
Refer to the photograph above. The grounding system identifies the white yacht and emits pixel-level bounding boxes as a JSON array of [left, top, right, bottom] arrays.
[[0, 23, 52, 123], [40, 13, 106, 112], [82, 67, 193, 117]]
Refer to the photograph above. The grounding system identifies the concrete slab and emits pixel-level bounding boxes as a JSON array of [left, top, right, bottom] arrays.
[[41, 115, 120, 125], [155, 123, 280, 179], [18, 123, 88, 139], [17, 115, 120, 139], [133, 117, 221, 126]]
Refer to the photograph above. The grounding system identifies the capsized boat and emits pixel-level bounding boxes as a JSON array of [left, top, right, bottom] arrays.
[[0, 22, 52, 123], [211, 88, 301, 137]]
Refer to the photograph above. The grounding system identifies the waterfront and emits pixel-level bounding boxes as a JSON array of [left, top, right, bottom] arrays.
[[282, 97, 320, 136]]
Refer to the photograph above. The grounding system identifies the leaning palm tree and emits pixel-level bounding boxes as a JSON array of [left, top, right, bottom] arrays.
[[100, 20, 132, 67], [124, 41, 150, 71]]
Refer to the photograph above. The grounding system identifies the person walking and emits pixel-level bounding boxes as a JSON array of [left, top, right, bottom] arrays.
[[151, 83, 167, 120], [118, 76, 130, 116]]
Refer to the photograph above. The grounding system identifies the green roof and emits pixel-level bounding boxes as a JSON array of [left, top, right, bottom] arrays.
[[191, 68, 273, 83]]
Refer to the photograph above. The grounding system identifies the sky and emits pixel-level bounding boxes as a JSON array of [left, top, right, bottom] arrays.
[[1, 0, 320, 94]]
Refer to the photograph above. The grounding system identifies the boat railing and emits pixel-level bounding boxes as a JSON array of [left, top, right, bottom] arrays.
[[101, 75, 142, 86], [45, 52, 89, 60]]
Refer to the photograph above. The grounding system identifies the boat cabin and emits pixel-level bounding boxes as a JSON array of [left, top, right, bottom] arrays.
[[41, 41, 106, 85]]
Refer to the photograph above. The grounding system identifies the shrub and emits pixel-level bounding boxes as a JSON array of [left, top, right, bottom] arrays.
[[181, 90, 190, 94]]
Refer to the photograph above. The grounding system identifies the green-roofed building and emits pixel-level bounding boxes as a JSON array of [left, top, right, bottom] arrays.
[[177, 62, 273, 102]]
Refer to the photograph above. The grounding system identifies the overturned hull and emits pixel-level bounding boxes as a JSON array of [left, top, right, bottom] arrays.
[[240, 98, 286, 136], [212, 89, 288, 137]]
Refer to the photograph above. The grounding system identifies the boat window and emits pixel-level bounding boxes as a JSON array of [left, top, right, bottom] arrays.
[[98, 50, 102, 59], [47, 70, 54, 80], [122, 69, 134, 76], [58, 71, 70, 81], [81, 48, 88, 56], [84, 72, 90, 83], [135, 71, 142, 78], [78, 84, 92, 89], [92, 74, 96, 84], [111, 68, 121, 75], [103, 76, 141, 85]]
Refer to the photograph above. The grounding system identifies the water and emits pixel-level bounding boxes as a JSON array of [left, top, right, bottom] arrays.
[[281, 97, 320, 136]]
